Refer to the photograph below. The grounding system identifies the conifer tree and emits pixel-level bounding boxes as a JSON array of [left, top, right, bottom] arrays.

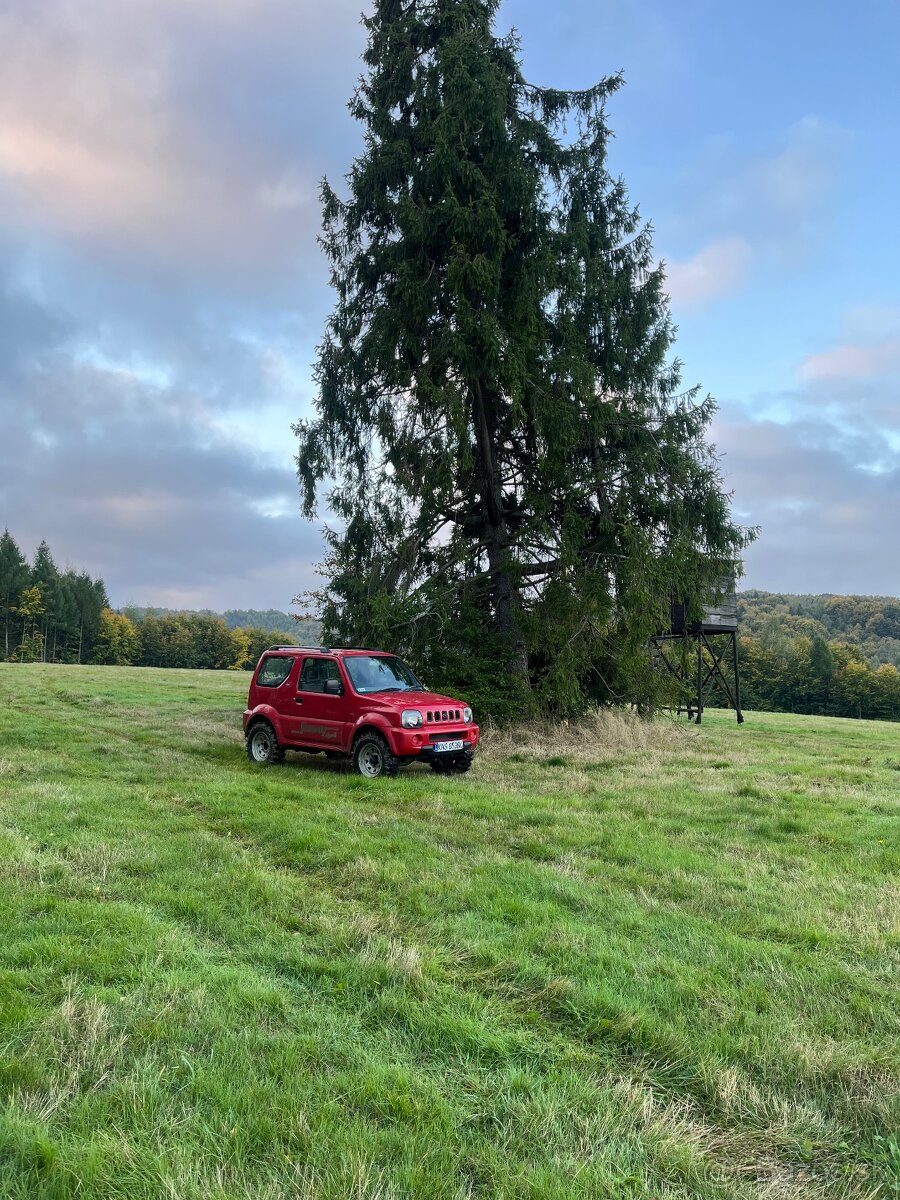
[[0, 530, 29, 660], [30, 541, 60, 663], [296, 0, 752, 715]]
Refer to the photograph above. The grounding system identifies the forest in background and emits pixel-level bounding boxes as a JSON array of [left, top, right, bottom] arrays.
[[3, 530, 899, 718], [124, 607, 320, 637], [1, 532, 108, 665], [736, 591, 900, 721], [0, 531, 311, 671], [738, 591, 900, 669]]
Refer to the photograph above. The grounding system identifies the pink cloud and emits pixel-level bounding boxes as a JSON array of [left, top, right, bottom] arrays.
[[800, 339, 900, 382], [665, 236, 751, 309], [0, 0, 361, 277]]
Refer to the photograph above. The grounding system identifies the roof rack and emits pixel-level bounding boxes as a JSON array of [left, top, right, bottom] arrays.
[[265, 644, 332, 652]]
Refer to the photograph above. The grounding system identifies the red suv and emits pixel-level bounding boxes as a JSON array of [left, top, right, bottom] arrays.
[[243, 646, 479, 777]]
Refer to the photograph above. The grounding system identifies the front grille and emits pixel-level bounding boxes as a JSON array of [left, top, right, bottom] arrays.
[[428, 731, 466, 743], [425, 708, 461, 723]]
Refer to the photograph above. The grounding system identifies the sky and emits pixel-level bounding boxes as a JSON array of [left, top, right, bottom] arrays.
[[0, 0, 898, 611]]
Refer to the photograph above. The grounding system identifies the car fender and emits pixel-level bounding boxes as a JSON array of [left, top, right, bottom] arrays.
[[245, 703, 284, 740], [352, 711, 399, 752]]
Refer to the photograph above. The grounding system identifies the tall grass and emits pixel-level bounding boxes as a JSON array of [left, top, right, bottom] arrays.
[[480, 706, 690, 761]]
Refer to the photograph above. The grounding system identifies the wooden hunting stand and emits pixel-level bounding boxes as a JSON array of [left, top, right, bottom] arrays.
[[650, 585, 744, 725]]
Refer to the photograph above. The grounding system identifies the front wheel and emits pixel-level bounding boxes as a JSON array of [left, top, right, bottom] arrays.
[[430, 753, 473, 776], [247, 722, 285, 766], [352, 732, 399, 778]]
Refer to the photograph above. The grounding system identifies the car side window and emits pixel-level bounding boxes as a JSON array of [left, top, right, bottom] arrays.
[[257, 656, 293, 688], [299, 657, 341, 693]]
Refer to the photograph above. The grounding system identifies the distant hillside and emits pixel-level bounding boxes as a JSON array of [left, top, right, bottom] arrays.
[[121, 607, 322, 642], [738, 590, 900, 670], [222, 609, 320, 638]]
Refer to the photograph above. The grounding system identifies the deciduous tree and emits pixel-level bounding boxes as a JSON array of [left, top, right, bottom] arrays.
[[14, 585, 45, 662], [92, 608, 140, 666]]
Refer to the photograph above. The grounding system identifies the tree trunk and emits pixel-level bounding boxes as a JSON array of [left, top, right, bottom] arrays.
[[472, 378, 529, 686], [485, 535, 529, 680]]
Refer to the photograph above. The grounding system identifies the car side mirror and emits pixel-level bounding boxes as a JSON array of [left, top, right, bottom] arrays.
[[323, 678, 343, 696]]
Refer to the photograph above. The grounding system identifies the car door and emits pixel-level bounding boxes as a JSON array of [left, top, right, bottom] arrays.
[[294, 656, 346, 749], [253, 653, 300, 742]]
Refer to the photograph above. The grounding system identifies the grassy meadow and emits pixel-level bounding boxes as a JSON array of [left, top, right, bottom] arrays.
[[0, 663, 898, 1199]]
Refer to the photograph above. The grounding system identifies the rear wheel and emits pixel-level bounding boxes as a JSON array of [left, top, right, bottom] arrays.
[[352, 731, 399, 778], [247, 721, 284, 766]]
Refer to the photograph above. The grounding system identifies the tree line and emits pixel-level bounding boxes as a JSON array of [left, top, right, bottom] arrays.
[[92, 611, 303, 672], [6, 528, 897, 720], [126, 607, 317, 637], [734, 592, 900, 721], [739, 591, 900, 669], [1, 531, 109, 664], [739, 633, 900, 722], [0, 531, 303, 670]]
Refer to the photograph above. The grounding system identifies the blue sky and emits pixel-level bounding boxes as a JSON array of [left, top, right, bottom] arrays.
[[0, 0, 897, 609]]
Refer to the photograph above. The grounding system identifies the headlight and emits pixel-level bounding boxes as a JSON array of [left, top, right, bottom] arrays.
[[463, 707, 473, 724], [401, 709, 423, 728]]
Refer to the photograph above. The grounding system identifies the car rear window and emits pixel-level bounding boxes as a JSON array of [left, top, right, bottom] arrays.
[[257, 656, 293, 687]]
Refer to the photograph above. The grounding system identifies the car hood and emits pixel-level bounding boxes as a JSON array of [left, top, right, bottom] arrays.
[[364, 690, 467, 711]]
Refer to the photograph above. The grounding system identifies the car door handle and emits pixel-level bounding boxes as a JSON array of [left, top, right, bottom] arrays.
[[293, 697, 303, 704]]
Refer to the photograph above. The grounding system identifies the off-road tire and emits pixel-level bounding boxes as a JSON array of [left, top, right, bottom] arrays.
[[430, 753, 473, 776], [246, 721, 285, 766], [352, 731, 399, 778]]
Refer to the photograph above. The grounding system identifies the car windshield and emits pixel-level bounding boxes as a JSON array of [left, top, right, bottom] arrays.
[[344, 655, 423, 694]]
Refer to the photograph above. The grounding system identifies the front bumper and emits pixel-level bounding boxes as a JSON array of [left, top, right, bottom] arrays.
[[389, 724, 479, 759]]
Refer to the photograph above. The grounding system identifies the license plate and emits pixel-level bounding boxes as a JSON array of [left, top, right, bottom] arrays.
[[434, 740, 465, 753]]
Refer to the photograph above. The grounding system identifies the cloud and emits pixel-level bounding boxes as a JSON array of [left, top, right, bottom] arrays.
[[715, 315, 900, 595], [799, 339, 900, 383], [1, 371, 321, 610], [748, 116, 843, 224], [718, 412, 900, 596], [661, 115, 847, 311], [665, 236, 751, 308], [0, 0, 363, 281], [0, 252, 320, 610], [0, 0, 373, 609], [697, 116, 846, 252]]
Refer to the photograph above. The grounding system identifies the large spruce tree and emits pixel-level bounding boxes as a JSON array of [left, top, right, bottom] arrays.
[[296, 0, 752, 716]]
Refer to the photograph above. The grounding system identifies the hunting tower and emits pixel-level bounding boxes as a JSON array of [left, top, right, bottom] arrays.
[[651, 577, 743, 724]]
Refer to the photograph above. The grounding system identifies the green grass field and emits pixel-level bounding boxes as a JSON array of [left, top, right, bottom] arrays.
[[0, 665, 897, 1199]]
